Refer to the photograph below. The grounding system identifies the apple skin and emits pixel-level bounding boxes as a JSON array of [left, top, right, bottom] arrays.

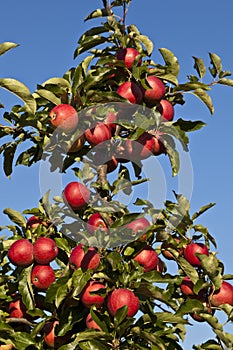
[[184, 242, 209, 267], [63, 181, 90, 210], [49, 104, 78, 133], [8, 239, 34, 267], [8, 296, 27, 318], [86, 313, 102, 331], [86, 213, 109, 235], [43, 320, 59, 348], [144, 76, 166, 107], [85, 122, 112, 147], [31, 265, 56, 290], [116, 48, 142, 69], [133, 245, 159, 272], [107, 288, 139, 317], [69, 244, 100, 271], [0, 345, 14, 350], [180, 276, 205, 299], [210, 281, 233, 307], [126, 217, 150, 236], [117, 81, 143, 104], [81, 281, 106, 308], [26, 215, 48, 229], [132, 132, 165, 159], [33, 237, 58, 264], [157, 99, 175, 122]]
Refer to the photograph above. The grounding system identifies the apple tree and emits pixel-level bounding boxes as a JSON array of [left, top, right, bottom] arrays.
[[1, 1, 233, 349]]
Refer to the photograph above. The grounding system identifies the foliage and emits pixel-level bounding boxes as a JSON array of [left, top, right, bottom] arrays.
[[0, 1, 233, 349]]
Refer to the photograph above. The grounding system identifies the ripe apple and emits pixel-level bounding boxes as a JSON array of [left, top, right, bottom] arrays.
[[114, 139, 134, 163], [81, 281, 106, 308], [157, 99, 175, 121], [85, 122, 112, 146], [69, 244, 100, 271], [33, 237, 58, 264], [107, 288, 139, 317], [143, 76, 166, 107], [8, 295, 27, 318], [26, 215, 48, 229], [86, 312, 102, 331], [184, 242, 209, 267], [104, 111, 118, 134], [116, 47, 142, 69], [31, 265, 56, 290], [49, 104, 79, 133], [117, 81, 143, 104], [63, 181, 90, 210], [133, 245, 159, 272], [180, 276, 205, 299], [132, 132, 165, 159], [161, 238, 183, 260], [190, 302, 214, 322], [8, 239, 34, 267], [126, 217, 150, 237], [43, 320, 59, 348], [86, 213, 109, 235], [210, 281, 233, 307], [0, 345, 14, 350]]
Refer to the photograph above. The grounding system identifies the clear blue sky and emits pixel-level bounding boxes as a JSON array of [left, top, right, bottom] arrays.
[[1, 0, 233, 347]]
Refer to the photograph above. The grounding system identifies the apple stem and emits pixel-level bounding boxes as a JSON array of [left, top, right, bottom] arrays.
[[97, 164, 110, 200]]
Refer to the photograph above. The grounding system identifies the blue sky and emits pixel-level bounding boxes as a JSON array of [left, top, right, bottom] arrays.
[[1, 0, 233, 347]]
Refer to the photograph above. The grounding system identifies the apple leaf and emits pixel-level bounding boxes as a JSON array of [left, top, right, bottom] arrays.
[[84, 9, 109, 22], [0, 78, 36, 114], [173, 119, 206, 133], [34, 88, 61, 105], [209, 52, 222, 78], [218, 78, 233, 87], [193, 56, 206, 79], [3, 208, 26, 228], [191, 88, 214, 114], [159, 48, 180, 77], [0, 41, 19, 56], [18, 265, 35, 311]]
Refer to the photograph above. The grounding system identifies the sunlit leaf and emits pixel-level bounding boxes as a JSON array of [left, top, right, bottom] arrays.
[[0, 41, 19, 56]]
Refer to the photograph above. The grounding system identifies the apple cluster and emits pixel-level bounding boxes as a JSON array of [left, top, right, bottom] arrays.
[[7, 216, 58, 291]]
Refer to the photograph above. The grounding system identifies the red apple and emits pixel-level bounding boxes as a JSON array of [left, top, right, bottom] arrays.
[[116, 47, 142, 69], [133, 245, 159, 272], [157, 99, 175, 121], [180, 276, 205, 299], [184, 242, 209, 267], [104, 111, 118, 134], [190, 302, 214, 322], [81, 281, 106, 308], [8, 239, 34, 267], [33, 237, 58, 264], [86, 213, 109, 235], [161, 238, 183, 261], [210, 281, 233, 307], [144, 76, 166, 107], [117, 81, 143, 104], [8, 295, 27, 318], [49, 104, 78, 133], [86, 312, 102, 331], [85, 122, 112, 146], [63, 181, 90, 210], [31, 265, 56, 290], [114, 139, 134, 163], [126, 217, 150, 236], [107, 288, 139, 317], [26, 215, 48, 229], [69, 244, 100, 271], [132, 132, 165, 159], [44, 320, 59, 348], [0, 344, 14, 350]]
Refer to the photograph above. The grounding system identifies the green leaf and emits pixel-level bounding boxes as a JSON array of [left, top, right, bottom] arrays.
[[192, 88, 214, 114], [193, 56, 206, 79], [174, 119, 206, 133], [159, 48, 180, 77], [18, 265, 35, 310], [209, 52, 222, 78], [177, 256, 199, 283], [3, 143, 17, 177], [84, 9, 109, 22], [74, 36, 109, 58], [8, 332, 37, 349], [162, 136, 180, 176], [0, 78, 36, 114], [114, 305, 128, 327], [35, 88, 61, 105], [42, 77, 71, 90], [138, 35, 153, 56], [218, 78, 233, 87], [0, 41, 19, 56], [192, 202, 216, 220], [3, 208, 26, 227]]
